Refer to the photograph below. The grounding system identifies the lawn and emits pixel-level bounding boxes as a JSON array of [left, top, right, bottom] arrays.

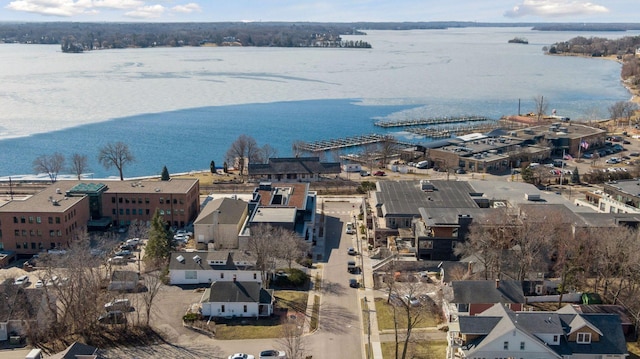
[[212, 290, 308, 340], [380, 340, 447, 359], [374, 297, 438, 331]]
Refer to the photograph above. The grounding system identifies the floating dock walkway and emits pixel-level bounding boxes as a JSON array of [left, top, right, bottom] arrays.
[[298, 134, 392, 152], [374, 115, 489, 128]]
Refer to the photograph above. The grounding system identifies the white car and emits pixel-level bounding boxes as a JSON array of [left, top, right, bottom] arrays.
[[228, 354, 255, 359], [35, 279, 44, 288], [403, 294, 420, 306], [13, 275, 29, 286], [173, 234, 189, 243], [259, 350, 286, 358]]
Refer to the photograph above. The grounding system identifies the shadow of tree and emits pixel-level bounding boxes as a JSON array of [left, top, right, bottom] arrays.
[[320, 280, 347, 296], [319, 304, 359, 334]]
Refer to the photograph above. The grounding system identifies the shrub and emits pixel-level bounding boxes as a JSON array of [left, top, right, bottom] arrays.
[[183, 312, 200, 322]]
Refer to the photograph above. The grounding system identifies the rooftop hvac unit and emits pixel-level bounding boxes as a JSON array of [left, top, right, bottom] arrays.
[[176, 255, 185, 263], [193, 255, 201, 263]]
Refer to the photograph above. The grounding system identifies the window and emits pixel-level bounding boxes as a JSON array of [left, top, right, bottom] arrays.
[[21, 230, 26, 236], [166, 209, 171, 215], [451, 241, 457, 249], [14, 230, 20, 236], [243, 305, 247, 313], [112, 197, 116, 203], [146, 209, 150, 215], [220, 273, 224, 279], [145, 198, 150, 204], [425, 240, 433, 249], [503, 341, 509, 350], [452, 228, 459, 238], [520, 342, 525, 350], [577, 332, 591, 344], [36, 216, 41, 224], [125, 209, 130, 215], [119, 209, 124, 215], [221, 305, 225, 313], [55, 217, 60, 224], [185, 271, 197, 280], [13, 216, 18, 223], [119, 197, 123, 203], [50, 230, 55, 237], [31, 242, 36, 249], [28, 216, 34, 223], [159, 210, 165, 215], [112, 209, 116, 215], [159, 197, 164, 204], [253, 273, 257, 280], [553, 335, 559, 343], [21, 216, 26, 223]]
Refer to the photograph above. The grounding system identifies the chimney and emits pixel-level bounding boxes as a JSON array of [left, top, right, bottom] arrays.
[[495, 279, 500, 289]]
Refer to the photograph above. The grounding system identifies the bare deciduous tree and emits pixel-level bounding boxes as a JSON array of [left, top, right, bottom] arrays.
[[260, 144, 278, 164], [533, 95, 549, 123], [139, 271, 164, 326], [248, 224, 279, 284], [225, 134, 260, 177], [98, 141, 135, 180], [69, 153, 89, 180], [277, 322, 308, 359], [33, 152, 65, 182]]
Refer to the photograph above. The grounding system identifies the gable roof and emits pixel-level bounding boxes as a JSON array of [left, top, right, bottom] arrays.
[[204, 281, 273, 304], [452, 280, 525, 304], [457, 303, 628, 358], [169, 251, 256, 271], [0, 284, 46, 322], [194, 197, 247, 226]]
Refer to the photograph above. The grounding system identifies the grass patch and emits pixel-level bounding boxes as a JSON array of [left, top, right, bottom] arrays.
[[310, 295, 320, 331], [210, 290, 308, 340], [274, 290, 308, 312], [380, 340, 447, 359], [374, 297, 437, 331], [628, 341, 640, 359]]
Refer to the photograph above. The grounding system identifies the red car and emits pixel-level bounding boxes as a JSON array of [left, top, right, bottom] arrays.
[[373, 171, 386, 176]]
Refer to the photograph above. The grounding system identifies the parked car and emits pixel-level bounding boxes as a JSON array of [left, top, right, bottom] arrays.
[[373, 171, 386, 176], [105, 298, 131, 312], [347, 260, 358, 273], [35, 279, 44, 288], [14, 275, 29, 286], [360, 170, 370, 177], [259, 350, 286, 358], [108, 256, 127, 265], [173, 234, 189, 243], [114, 250, 132, 258], [126, 238, 140, 246], [345, 222, 355, 234], [228, 354, 255, 359], [176, 229, 193, 237], [347, 247, 356, 255], [403, 295, 420, 307], [98, 311, 127, 325], [630, 152, 640, 157], [349, 278, 359, 288], [455, 168, 466, 174]]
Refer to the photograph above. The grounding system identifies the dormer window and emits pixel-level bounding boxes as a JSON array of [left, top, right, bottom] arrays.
[[577, 332, 591, 344]]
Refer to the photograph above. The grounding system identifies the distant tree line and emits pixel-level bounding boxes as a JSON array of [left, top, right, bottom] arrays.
[[0, 22, 373, 51], [546, 35, 640, 91]]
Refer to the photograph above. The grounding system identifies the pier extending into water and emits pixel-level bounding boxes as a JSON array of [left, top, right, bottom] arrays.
[[298, 134, 394, 152], [374, 115, 489, 128]]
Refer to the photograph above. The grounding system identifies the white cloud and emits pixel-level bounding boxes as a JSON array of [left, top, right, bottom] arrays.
[[5, 0, 144, 17], [171, 2, 201, 14], [504, 0, 609, 18], [124, 4, 165, 18]]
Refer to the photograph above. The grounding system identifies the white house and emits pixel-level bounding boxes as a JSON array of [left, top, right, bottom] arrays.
[[200, 281, 274, 318], [447, 303, 628, 359], [0, 284, 56, 341], [169, 251, 259, 285], [194, 197, 248, 248]]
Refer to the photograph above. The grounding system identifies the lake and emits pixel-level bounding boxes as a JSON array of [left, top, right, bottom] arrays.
[[0, 27, 637, 178]]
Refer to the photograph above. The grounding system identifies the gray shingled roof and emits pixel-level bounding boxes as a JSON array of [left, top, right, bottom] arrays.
[[169, 251, 256, 271], [205, 281, 273, 304], [452, 280, 525, 304], [248, 157, 341, 175], [194, 197, 247, 225]]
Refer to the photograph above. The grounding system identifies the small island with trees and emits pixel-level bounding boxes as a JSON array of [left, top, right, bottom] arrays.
[[508, 37, 529, 44]]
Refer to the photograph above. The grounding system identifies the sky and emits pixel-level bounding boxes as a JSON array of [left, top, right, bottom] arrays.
[[0, 0, 636, 23]]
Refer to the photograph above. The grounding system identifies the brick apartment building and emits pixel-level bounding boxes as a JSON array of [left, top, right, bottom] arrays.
[[0, 179, 199, 256]]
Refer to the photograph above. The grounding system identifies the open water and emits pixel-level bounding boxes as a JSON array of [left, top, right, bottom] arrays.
[[0, 27, 638, 179]]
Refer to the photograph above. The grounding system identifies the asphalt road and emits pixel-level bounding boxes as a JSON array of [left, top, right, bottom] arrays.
[[307, 200, 364, 359]]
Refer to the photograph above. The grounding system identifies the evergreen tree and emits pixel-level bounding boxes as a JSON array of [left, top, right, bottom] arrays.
[[161, 165, 170, 181], [223, 161, 228, 173], [571, 167, 580, 184], [144, 210, 172, 264], [210, 160, 216, 174]]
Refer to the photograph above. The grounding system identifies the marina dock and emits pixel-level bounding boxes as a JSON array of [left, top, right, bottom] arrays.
[[374, 115, 489, 128], [298, 134, 393, 152]]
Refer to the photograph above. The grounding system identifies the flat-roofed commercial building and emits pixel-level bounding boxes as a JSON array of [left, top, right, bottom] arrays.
[[0, 179, 200, 255]]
